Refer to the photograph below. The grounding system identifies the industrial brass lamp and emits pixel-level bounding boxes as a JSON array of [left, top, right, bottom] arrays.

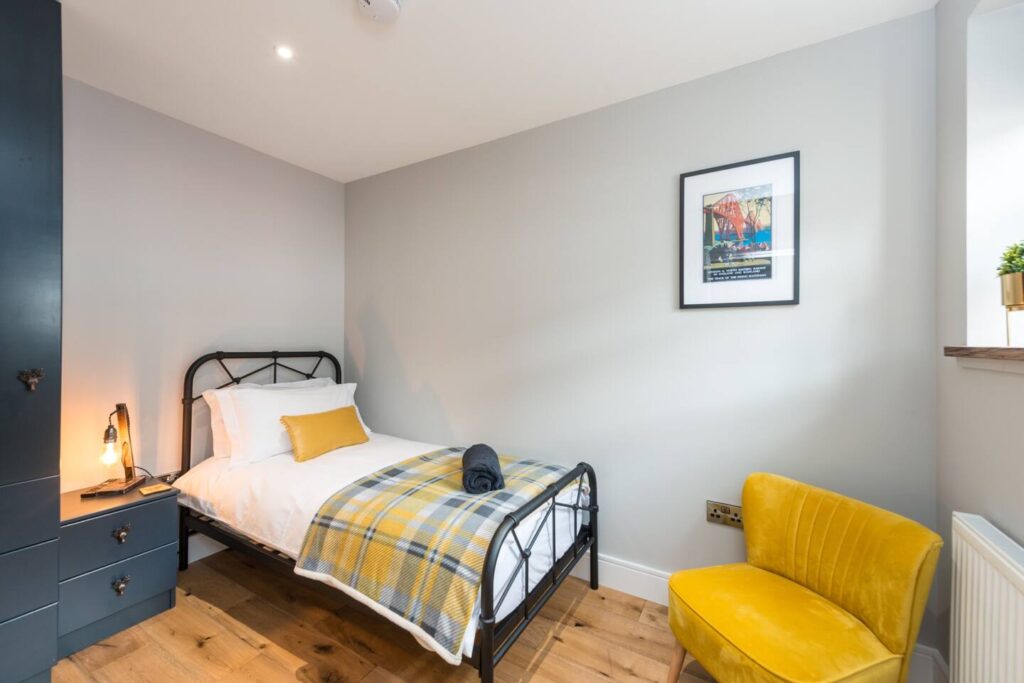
[[82, 403, 146, 498]]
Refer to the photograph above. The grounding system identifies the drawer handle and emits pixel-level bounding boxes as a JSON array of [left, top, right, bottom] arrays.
[[112, 523, 132, 544], [112, 575, 131, 596]]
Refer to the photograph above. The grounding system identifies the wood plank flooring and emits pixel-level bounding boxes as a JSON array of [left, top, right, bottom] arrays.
[[52, 550, 712, 683]]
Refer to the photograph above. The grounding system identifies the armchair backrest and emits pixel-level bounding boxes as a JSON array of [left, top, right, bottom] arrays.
[[742, 473, 942, 683]]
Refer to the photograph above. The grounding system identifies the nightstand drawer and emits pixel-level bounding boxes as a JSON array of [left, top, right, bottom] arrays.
[[60, 495, 177, 580], [0, 540, 58, 624], [59, 542, 177, 636], [0, 604, 57, 683]]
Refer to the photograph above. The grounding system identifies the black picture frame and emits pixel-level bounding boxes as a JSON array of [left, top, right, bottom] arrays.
[[679, 151, 800, 309]]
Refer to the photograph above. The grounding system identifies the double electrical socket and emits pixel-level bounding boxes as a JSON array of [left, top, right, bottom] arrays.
[[706, 500, 743, 529]]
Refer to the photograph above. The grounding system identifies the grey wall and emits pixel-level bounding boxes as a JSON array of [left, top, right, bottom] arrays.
[[346, 9, 938, 625], [935, 0, 1024, 659], [61, 78, 346, 491]]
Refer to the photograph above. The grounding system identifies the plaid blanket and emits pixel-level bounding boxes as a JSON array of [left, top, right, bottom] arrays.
[[295, 447, 568, 664]]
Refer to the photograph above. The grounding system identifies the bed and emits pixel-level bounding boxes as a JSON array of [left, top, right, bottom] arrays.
[[175, 350, 599, 683]]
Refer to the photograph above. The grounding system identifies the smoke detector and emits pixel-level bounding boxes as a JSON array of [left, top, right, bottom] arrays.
[[358, 0, 401, 23]]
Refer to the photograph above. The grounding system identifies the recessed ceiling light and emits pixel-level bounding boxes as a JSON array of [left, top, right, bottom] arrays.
[[275, 45, 295, 61]]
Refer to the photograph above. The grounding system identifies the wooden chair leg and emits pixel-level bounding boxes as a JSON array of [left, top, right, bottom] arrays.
[[666, 642, 687, 683]]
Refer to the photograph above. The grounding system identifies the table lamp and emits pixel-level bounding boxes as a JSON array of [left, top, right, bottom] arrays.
[[81, 403, 146, 498]]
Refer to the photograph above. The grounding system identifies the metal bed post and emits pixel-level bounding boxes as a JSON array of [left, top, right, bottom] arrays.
[[476, 462, 599, 683], [177, 507, 190, 571], [585, 461, 599, 589]]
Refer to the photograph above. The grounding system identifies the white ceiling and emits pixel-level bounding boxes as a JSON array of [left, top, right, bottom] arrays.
[[61, 0, 935, 183]]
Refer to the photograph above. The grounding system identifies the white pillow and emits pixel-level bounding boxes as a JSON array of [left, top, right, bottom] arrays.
[[223, 382, 366, 468], [203, 377, 334, 459]]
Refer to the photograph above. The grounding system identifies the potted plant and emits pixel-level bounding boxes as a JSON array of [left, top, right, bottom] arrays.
[[998, 241, 1024, 309]]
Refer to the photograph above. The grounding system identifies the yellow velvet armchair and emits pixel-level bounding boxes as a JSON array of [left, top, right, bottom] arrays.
[[666, 473, 942, 683]]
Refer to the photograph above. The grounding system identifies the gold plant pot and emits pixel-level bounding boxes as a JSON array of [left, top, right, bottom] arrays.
[[1002, 273, 1024, 310], [1001, 273, 1024, 346]]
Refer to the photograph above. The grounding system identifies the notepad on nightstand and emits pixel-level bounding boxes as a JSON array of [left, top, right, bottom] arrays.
[[139, 482, 173, 496]]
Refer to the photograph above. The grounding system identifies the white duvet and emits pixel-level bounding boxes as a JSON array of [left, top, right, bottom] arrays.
[[175, 433, 583, 661]]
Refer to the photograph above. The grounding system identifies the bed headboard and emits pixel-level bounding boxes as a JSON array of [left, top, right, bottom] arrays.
[[180, 350, 342, 476]]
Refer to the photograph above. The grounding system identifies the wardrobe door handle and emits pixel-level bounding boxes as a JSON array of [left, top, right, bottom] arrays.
[[17, 368, 44, 392]]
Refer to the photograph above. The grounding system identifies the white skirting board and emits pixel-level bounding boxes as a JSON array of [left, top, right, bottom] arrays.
[[569, 549, 672, 605], [909, 645, 949, 683], [571, 550, 949, 683]]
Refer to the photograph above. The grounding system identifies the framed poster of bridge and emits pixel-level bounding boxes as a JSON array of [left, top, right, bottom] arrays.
[[679, 151, 799, 309]]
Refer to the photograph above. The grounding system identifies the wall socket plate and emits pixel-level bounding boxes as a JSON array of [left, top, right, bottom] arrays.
[[706, 500, 743, 529]]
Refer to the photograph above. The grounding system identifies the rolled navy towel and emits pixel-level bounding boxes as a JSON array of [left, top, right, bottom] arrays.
[[462, 443, 505, 494]]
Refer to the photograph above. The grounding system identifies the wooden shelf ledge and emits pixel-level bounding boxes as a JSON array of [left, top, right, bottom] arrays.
[[944, 346, 1024, 360]]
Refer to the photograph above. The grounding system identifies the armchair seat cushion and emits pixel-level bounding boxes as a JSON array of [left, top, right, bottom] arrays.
[[668, 563, 902, 683]]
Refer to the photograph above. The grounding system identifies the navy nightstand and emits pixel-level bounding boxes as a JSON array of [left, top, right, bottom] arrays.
[[58, 483, 178, 657]]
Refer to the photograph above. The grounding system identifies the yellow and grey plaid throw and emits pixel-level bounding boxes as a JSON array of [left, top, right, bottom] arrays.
[[296, 448, 567, 661]]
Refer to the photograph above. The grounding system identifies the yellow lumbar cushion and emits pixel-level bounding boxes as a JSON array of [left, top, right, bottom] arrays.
[[280, 406, 368, 462]]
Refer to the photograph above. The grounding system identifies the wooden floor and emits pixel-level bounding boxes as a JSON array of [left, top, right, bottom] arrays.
[[52, 550, 712, 683]]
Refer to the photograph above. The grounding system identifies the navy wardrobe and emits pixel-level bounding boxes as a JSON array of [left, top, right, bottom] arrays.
[[0, 0, 63, 681]]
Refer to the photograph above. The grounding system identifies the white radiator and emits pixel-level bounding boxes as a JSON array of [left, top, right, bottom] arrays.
[[951, 512, 1024, 682]]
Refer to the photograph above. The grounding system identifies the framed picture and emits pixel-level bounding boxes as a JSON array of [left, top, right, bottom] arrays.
[[679, 151, 799, 309]]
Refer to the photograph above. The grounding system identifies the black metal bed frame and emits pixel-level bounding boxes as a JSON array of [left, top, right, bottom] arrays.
[[177, 350, 599, 683]]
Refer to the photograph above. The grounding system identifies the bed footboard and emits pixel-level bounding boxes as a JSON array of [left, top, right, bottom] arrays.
[[476, 461, 599, 683]]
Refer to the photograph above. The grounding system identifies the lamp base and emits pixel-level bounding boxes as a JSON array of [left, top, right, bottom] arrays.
[[80, 475, 147, 498]]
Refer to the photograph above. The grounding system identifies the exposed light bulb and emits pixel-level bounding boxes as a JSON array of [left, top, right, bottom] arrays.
[[275, 45, 295, 61], [101, 441, 119, 467]]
